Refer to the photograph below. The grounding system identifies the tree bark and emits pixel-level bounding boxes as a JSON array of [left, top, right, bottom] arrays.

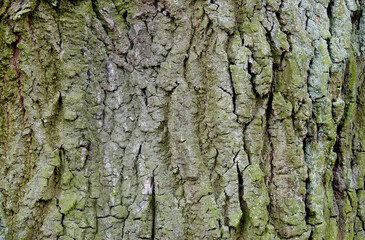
[[0, 0, 364, 239]]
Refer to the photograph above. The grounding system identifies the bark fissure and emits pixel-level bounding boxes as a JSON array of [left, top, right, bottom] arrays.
[[151, 168, 156, 240], [10, 34, 26, 124]]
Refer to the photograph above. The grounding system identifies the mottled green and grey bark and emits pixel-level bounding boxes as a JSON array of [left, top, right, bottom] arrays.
[[0, 0, 364, 239]]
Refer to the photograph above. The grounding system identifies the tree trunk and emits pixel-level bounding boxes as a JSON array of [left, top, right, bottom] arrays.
[[0, 0, 364, 239]]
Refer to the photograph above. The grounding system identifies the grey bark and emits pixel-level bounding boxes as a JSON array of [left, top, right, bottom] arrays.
[[0, 0, 365, 239]]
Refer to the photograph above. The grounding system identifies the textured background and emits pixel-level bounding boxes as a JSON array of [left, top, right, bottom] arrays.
[[0, 0, 365, 239]]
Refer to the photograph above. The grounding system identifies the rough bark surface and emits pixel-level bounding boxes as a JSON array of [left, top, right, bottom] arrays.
[[0, 0, 365, 239]]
